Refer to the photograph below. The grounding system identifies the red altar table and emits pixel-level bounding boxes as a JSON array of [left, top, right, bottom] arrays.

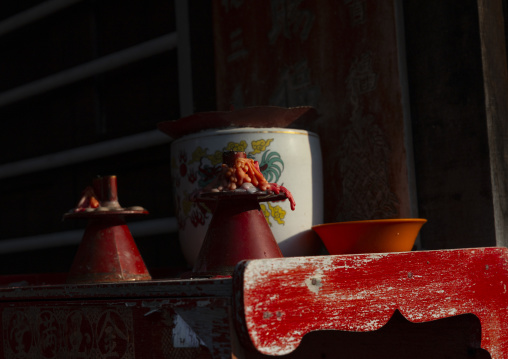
[[0, 247, 506, 358]]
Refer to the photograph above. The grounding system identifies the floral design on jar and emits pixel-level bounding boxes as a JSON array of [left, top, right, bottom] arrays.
[[260, 204, 271, 226], [268, 202, 287, 225], [189, 208, 205, 227], [254, 149, 284, 183], [178, 151, 188, 177], [250, 139, 274, 155], [225, 140, 248, 152], [187, 168, 198, 184], [260, 202, 287, 226], [172, 138, 286, 229]]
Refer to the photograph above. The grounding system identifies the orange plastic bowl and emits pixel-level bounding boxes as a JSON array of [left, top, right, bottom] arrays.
[[312, 219, 427, 255]]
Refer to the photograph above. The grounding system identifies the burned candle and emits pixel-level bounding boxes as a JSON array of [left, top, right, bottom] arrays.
[[201, 151, 296, 211], [220, 151, 270, 191]]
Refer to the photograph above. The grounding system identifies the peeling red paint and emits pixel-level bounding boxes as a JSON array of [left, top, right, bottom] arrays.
[[234, 247, 508, 358], [1, 248, 507, 358]]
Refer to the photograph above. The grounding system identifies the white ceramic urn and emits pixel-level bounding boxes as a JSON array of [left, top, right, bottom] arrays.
[[170, 127, 323, 265]]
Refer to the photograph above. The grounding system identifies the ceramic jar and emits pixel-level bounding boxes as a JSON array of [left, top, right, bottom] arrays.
[[170, 127, 323, 265]]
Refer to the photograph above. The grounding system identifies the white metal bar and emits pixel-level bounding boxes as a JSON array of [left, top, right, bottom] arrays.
[[0, 217, 178, 254], [0, 0, 83, 37], [0, 130, 172, 179], [175, 0, 194, 117], [0, 32, 178, 108]]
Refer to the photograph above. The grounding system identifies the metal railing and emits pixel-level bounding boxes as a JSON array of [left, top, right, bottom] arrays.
[[0, 0, 190, 252], [0, 33, 178, 108]]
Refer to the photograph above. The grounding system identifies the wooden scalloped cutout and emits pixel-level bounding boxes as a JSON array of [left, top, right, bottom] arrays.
[[234, 248, 508, 357]]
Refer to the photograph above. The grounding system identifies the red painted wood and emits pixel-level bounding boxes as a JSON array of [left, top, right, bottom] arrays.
[[65, 175, 151, 283], [0, 278, 233, 359], [0, 297, 229, 358], [233, 311, 490, 359], [67, 216, 152, 283], [0, 277, 232, 301], [2, 248, 507, 358], [193, 196, 283, 276], [234, 247, 508, 358]]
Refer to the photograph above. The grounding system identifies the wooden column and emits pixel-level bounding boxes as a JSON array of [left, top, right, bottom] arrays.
[[477, 0, 508, 247]]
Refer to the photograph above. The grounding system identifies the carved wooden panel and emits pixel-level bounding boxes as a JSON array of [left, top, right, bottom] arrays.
[[0, 278, 232, 359]]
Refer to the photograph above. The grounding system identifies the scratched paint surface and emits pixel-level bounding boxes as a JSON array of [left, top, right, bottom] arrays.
[[235, 247, 508, 357]]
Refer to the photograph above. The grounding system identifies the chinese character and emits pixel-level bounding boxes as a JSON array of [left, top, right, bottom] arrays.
[[344, 0, 366, 25], [227, 28, 248, 62], [269, 0, 315, 44]]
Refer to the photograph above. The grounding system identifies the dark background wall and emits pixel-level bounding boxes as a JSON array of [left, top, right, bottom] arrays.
[[404, 0, 508, 249]]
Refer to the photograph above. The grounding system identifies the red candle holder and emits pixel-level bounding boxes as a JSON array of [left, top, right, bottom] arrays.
[[64, 175, 151, 284], [190, 151, 291, 277], [191, 192, 285, 277]]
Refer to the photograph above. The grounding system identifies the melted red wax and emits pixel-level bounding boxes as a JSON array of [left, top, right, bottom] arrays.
[[268, 183, 296, 211]]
